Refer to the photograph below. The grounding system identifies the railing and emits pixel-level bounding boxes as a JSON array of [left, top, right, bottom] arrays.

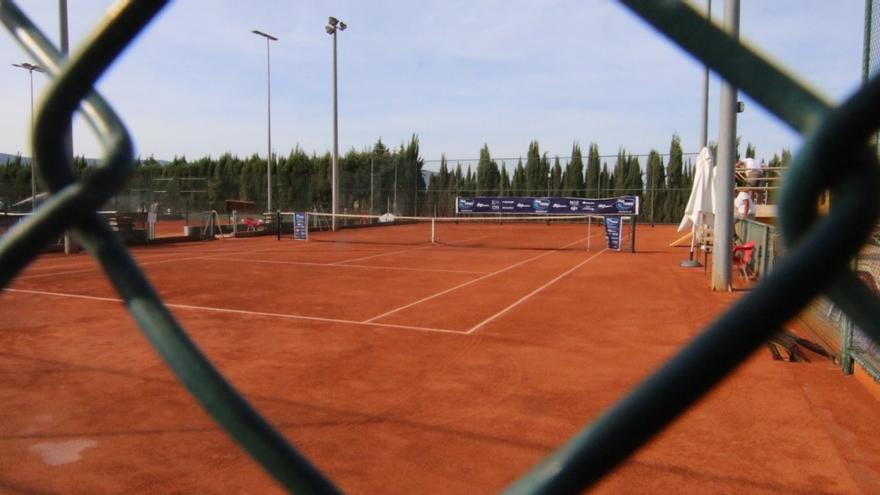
[[1, 1, 879, 494]]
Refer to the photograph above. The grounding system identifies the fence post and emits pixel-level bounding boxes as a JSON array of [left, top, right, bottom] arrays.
[[761, 224, 770, 277], [842, 315, 855, 375]]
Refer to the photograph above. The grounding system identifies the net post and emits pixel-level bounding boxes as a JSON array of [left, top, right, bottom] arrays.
[[587, 217, 592, 251], [431, 218, 436, 244], [630, 215, 637, 253]]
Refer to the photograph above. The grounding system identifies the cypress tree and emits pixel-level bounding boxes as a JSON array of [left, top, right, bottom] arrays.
[[564, 142, 585, 197], [511, 158, 526, 195], [476, 144, 500, 196], [585, 143, 601, 198], [551, 156, 563, 196], [667, 134, 685, 221], [525, 141, 542, 195], [625, 155, 643, 196]]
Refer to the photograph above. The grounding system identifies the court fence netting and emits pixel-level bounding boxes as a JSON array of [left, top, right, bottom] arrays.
[[282, 211, 636, 252], [1, 1, 878, 494], [739, 218, 880, 380]]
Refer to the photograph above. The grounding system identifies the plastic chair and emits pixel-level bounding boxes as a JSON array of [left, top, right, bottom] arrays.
[[732, 240, 756, 280], [242, 217, 263, 232]]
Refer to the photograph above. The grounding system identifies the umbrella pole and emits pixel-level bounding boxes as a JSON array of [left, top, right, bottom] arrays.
[[681, 212, 702, 267], [688, 221, 698, 260]]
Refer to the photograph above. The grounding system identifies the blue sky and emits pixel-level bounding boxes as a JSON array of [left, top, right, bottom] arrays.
[[0, 1, 867, 171]]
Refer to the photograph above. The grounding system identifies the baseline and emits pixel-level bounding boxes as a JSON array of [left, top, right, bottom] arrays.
[[2, 288, 466, 335]]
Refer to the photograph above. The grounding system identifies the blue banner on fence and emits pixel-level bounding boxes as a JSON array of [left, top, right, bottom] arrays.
[[605, 216, 622, 250], [456, 195, 638, 215], [293, 212, 308, 241]]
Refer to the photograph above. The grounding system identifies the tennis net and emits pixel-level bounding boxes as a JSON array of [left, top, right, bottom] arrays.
[[287, 212, 635, 252]]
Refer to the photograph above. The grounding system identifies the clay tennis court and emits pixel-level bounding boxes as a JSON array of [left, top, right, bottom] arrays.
[[1, 224, 879, 494]]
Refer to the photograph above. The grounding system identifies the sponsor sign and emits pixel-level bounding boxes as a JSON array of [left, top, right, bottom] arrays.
[[605, 215, 622, 250], [293, 212, 308, 241], [456, 195, 639, 215]]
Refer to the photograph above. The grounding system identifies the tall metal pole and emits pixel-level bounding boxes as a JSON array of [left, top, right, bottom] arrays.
[[711, 0, 739, 291], [28, 67, 35, 212], [700, 0, 712, 149], [60, 0, 76, 254], [325, 18, 347, 229], [60, 0, 71, 164], [266, 36, 273, 212], [12, 63, 41, 212], [252, 30, 277, 212], [331, 29, 339, 230], [370, 155, 374, 217]]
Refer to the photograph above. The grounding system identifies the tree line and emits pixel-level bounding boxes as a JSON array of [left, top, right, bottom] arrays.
[[1, 134, 790, 223]]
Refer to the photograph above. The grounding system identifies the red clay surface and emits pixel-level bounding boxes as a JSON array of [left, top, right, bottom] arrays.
[[1, 224, 879, 494]]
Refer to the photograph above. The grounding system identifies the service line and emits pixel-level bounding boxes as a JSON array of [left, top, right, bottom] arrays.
[[363, 236, 588, 324], [200, 256, 488, 275], [329, 244, 434, 265], [467, 248, 606, 334]]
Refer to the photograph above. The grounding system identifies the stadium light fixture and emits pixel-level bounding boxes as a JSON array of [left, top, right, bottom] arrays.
[[12, 62, 45, 213], [252, 29, 278, 212], [326, 17, 347, 230]]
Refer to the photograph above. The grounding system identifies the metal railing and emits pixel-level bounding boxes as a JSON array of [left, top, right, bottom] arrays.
[[1, 1, 879, 494]]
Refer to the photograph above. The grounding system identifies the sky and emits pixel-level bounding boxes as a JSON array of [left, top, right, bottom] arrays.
[[0, 1, 868, 172]]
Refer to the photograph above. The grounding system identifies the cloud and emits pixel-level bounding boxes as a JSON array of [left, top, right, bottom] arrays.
[[0, 0, 866, 165]]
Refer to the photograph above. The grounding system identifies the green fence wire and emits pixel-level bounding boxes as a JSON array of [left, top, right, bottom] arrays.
[[1, 1, 878, 494]]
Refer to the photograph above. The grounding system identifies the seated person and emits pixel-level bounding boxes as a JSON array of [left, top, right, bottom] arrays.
[[734, 190, 754, 241]]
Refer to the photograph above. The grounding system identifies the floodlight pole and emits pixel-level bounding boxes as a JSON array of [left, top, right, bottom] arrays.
[[59, 0, 78, 254], [700, 0, 711, 149], [327, 17, 347, 230], [12, 62, 44, 213], [711, 0, 739, 291], [252, 29, 278, 212]]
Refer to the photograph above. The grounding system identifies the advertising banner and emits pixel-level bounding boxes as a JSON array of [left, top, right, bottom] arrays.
[[456, 195, 638, 215], [293, 212, 308, 241], [605, 216, 622, 250]]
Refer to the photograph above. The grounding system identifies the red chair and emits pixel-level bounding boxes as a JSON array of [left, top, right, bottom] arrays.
[[732, 240, 756, 280], [242, 217, 263, 232]]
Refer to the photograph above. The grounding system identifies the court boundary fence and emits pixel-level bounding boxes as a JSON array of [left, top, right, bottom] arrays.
[[739, 218, 880, 380], [0, 1, 878, 494]]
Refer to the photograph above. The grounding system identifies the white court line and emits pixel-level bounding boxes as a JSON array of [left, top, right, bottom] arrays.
[[363, 236, 587, 323], [329, 244, 433, 265], [199, 257, 488, 275], [328, 232, 492, 266], [467, 248, 606, 334], [16, 255, 220, 280], [16, 244, 287, 280], [19, 249, 214, 272], [2, 288, 466, 335], [18, 245, 253, 272]]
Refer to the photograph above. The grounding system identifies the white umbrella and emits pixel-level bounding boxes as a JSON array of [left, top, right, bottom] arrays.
[[678, 147, 715, 264], [679, 147, 715, 232]]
